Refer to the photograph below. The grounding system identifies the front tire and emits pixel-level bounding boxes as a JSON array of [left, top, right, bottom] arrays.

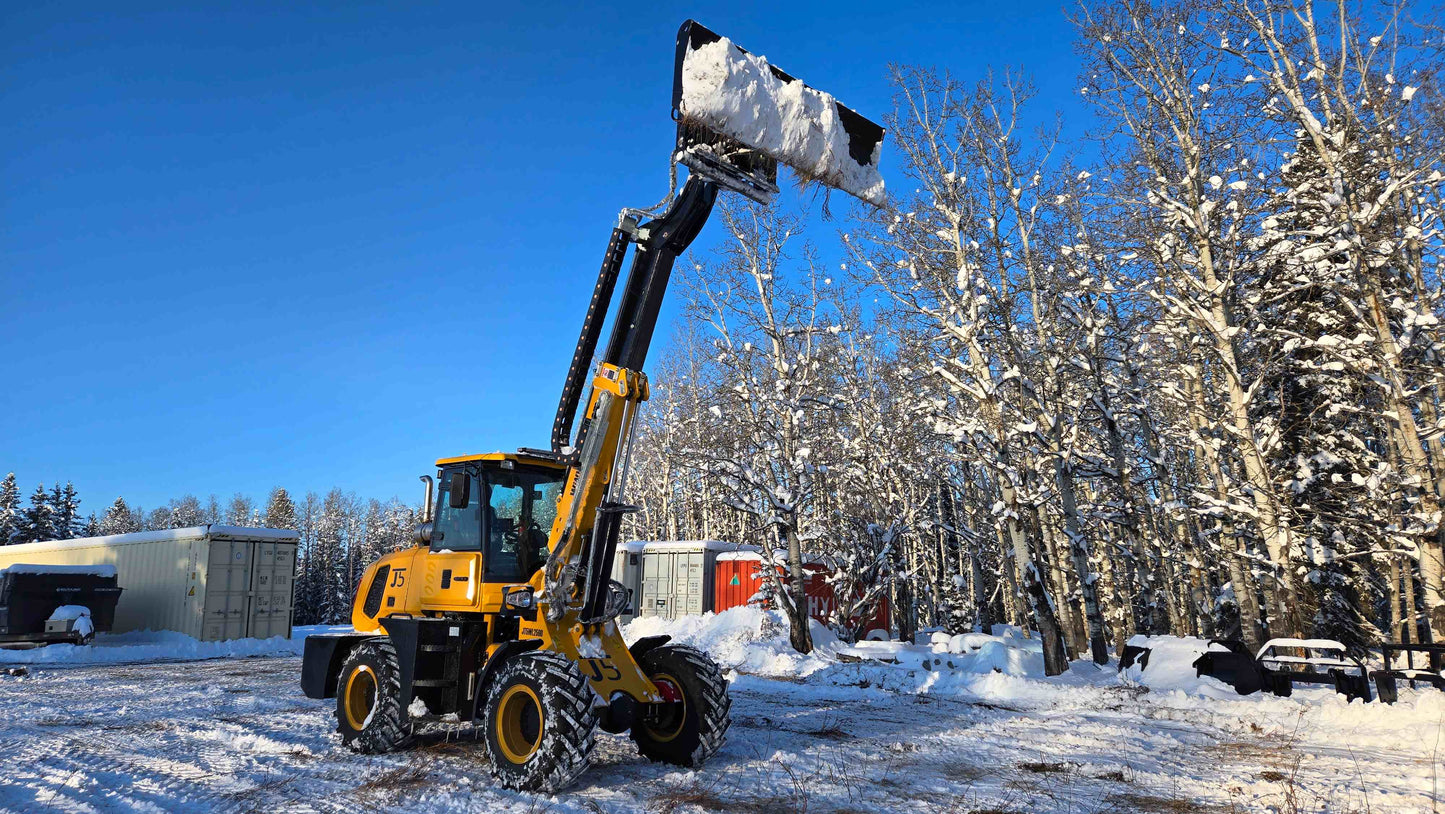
[[335, 638, 414, 753], [631, 644, 730, 766], [482, 650, 599, 793]]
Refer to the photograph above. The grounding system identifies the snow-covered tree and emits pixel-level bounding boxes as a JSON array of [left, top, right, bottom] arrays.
[[49, 482, 82, 539], [18, 483, 55, 544], [166, 495, 205, 529], [679, 202, 839, 654], [0, 473, 20, 545], [263, 487, 298, 530], [224, 493, 255, 526], [99, 497, 141, 536]]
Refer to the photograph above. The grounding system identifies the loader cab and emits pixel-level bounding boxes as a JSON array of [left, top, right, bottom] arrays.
[[431, 454, 568, 585]]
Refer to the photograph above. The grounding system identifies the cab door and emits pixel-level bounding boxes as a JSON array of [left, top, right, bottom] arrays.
[[423, 469, 483, 610]]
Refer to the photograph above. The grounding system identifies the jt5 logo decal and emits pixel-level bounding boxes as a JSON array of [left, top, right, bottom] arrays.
[[581, 659, 622, 682]]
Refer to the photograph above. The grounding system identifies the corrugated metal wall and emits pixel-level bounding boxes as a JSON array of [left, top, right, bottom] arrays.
[[611, 542, 645, 624], [636, 542, 758, 621], [0, 527, 297, 641]]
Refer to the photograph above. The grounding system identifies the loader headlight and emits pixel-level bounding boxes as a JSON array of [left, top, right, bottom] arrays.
[[503, 587, 535, 610]]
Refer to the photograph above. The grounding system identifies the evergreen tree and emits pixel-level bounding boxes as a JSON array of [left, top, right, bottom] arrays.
[[80, 513, 99, 537], [99, 497, 141, 536], [19, 483, 55, 543], [316, 490, 351, 624], [49, 482, 82, 540], [293, 492, 321, 626], [1252, 137, 1393, 654], [263, 487, 298, 530], [0, 473, 20, 545]]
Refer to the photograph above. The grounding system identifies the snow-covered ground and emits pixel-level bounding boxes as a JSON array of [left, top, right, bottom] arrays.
[[0, 611, 1439, 812], [0, 625, 344, 666]]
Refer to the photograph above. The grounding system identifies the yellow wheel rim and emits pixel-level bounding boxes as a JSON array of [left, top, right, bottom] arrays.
[[343, 664, 377, 731], [646, 673, 687, 743], [495, 684, 544, 764]]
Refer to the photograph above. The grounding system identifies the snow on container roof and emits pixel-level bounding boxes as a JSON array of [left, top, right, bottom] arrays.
[[0, 563, 118, 578], [618, 541, 648, 553], [639, 540, 758, 553], [0, 524, 299, 555], [715, 550, 829, 565]]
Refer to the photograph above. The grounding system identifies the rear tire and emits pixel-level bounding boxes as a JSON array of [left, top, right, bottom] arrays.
[[335, 639, 414, 753], [630, 644, 730, 767], [483, 650, 599, 793]]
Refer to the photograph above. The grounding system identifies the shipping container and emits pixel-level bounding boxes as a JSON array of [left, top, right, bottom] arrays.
[[610, 541, 647, 624], [0, 525, 298, 641], [713, 551, 891, 638], [636, 541, 758, 621]]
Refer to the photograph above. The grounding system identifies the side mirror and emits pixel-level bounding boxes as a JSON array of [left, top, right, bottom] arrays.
[[448, 472, 470, 509]]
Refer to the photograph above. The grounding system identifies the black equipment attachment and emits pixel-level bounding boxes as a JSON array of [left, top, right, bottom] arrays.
[[671, 19, 886, 206]]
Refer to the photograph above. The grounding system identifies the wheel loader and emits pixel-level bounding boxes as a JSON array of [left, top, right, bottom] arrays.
[[300, 20, 884, 792]]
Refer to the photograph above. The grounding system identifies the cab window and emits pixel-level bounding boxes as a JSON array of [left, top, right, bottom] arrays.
[[484, 468, 565, 582], [433, 472, 482, 552]]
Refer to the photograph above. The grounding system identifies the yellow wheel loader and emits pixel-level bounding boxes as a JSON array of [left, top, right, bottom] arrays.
[[300, 19, 884, 792]]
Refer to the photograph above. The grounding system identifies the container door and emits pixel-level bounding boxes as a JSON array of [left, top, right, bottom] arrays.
[[270, 543, 296, 636], [202, 540, 253, 641], [622, 552, 642, 621], [642, 550, 673, 620], [681, 552, 704, 616], [248, 542, 296, 639], [715, 559, 743, 612], [640, 551, 659, 619]]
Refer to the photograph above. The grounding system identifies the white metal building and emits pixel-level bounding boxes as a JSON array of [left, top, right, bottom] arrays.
[[0, 525, 298, 641]]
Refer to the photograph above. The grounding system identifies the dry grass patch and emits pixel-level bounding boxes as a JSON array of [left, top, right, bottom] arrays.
[[1018, 761, 1070, 774], [353, 763, 430, 798]]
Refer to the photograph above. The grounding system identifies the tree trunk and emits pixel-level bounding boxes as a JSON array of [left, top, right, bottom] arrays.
[[1403, 555, 1421, 645], [1000, 481, 1068, 674], [1388, 556, 1404, 644], [1363, 286, 1445, 636], [1185, 365, 1263, 647], [783, 524, 814, 654], [1054, 459, 1109, 663], [971, 549, 992, 634]]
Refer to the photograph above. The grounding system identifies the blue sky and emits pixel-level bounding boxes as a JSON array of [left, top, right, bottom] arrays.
[[1, 1, 1087, 512]]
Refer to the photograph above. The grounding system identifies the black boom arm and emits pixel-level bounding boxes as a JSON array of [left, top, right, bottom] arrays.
[[551, 177, 718, 454]]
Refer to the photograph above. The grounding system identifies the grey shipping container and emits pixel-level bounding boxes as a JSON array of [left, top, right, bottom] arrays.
[[0, 525, 298, 641], [612, 541, 646, 625], [638, 541, 758, 621]]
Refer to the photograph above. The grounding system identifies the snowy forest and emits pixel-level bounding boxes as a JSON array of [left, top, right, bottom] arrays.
[[0, 472, 418, 627], [612, 1, 1445, 674], [5, 1, 1444, 676]]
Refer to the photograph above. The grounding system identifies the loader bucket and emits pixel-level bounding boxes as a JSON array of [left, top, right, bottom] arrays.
[[672, 20, 886, 206]]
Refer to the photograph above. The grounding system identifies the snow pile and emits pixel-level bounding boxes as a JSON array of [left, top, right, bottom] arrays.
[[1120, 635, 1240, 698], [929, 627, 1048, 677], [623, 609, 1074, 702], [45, 605, 92, 622], [623, 606, 836, 678], [678, 36, 885, 206], [0, 624, 346, 666], [47, 605, 94, 639]]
